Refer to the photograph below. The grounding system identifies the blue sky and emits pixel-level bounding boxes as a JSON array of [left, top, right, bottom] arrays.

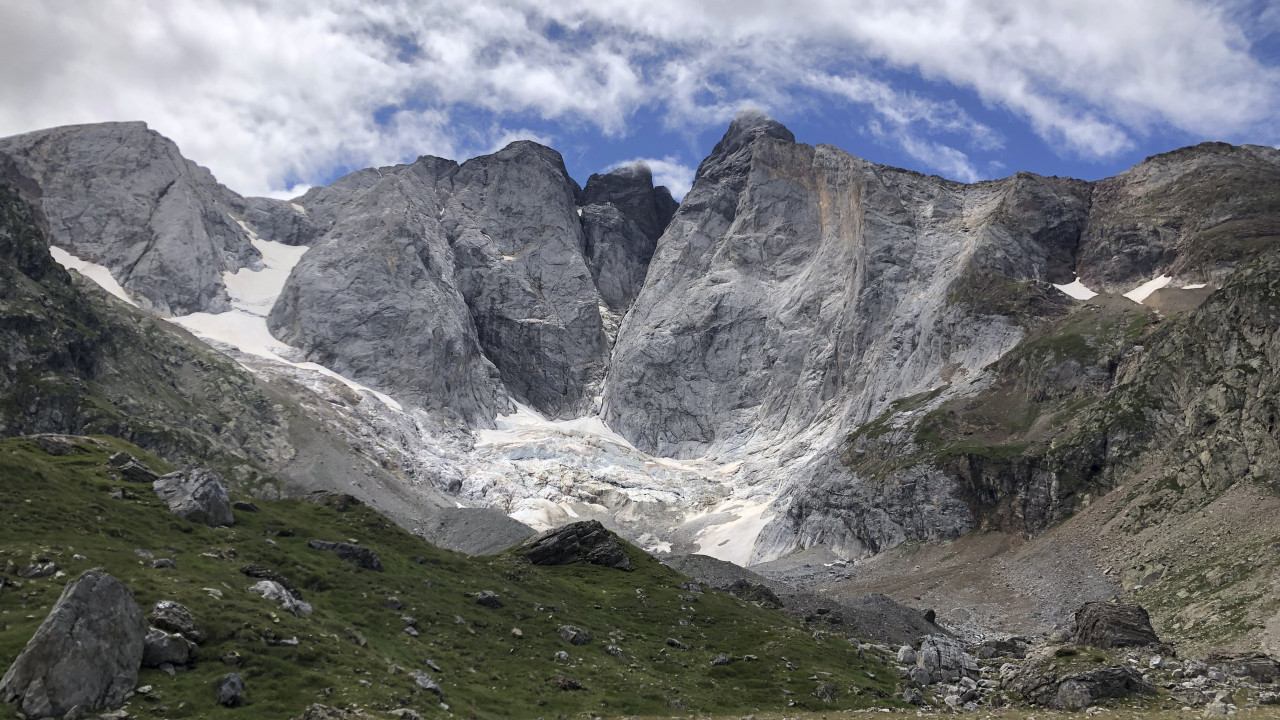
[[2, 0, 1278, 200]]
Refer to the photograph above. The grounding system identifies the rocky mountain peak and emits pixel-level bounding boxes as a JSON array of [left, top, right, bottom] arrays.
[[708, 109, 796, 161]]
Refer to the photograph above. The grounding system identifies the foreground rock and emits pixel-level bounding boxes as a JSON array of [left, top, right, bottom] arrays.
[[0, 569, 147, 719], [1073, 601, 1162, 649], [142, 627, 196, 668], [153, 468, 234, 526], [151, 600, 202, 642], [519, 520, 632, 571]]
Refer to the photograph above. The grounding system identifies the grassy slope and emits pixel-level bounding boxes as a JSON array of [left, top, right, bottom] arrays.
[[0, 436, 897, 720]]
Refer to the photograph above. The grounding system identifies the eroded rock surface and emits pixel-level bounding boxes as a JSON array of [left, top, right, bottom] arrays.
[[0, 569, 147, 719], [154, 468, 234, 527]]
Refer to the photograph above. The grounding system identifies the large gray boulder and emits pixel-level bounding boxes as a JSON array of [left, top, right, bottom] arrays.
[[1007, 662, 1155, 710], [0, 569, 147, 719], [153, 468, 234, 527], [142, 626, 196, 668], [916, 634, 979, 684], [0, 122, 259, 315]]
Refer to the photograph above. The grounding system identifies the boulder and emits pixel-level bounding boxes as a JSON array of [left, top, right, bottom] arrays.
[[476, 590, 502, 608], [724, 579, 783, 608], [249, 580, 313, 617], [306, 540, 383, 571], [240, 563, 303, 598], [215, 672, 246, 707], [1209, 652, 1280, 683], [142, 627, 196, 668], [0, 569, 147, 719], [108, 452, 159, 483], [519, 520, 631, 571], [1072, 602, 1162, 649], [897, 645, 917, 664], [410, 670, 442, 696], [917, 634, 979, 683], [557, 625, 593, 646], [974, 637, 1031, 659], [153, 468, 234, 527], [1008, 662, 1155, 710], [151, 600, 202, 641]]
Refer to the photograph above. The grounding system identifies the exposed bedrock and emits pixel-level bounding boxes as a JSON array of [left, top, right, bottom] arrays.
[[0, 122, 260, 316]]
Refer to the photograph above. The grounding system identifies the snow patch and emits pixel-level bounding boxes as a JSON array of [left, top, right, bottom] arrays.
[[48, 246, 138, 307], [1123, 275, 1172, 304], [170, 220, 402, 412], [475, 401, 637, 451], [693, 498, 776, 567], [1053, 277, 1097, 300], [1182, 283, 1207, 290], [223, 233, 308, 316]]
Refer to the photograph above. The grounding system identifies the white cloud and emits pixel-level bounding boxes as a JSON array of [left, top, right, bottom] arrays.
[[0, 0, 1274, 195], [608, 157, 696, 200]]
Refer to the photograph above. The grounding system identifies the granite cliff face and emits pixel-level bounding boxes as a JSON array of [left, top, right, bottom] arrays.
[[2, 114, 1277, 591]]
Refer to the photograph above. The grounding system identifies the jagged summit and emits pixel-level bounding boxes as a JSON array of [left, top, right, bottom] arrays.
[[711, 109, 796, 159]]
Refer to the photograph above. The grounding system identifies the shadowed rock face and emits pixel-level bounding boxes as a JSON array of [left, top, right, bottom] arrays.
[[601, 110, 1083, 463], [580, 163, 678, 311], [444, 141, 609, 418], [0, 570, 147, 719], [520, 520, 633, 571], [267, 157, 508, 425], [0, 122, 259, 316]]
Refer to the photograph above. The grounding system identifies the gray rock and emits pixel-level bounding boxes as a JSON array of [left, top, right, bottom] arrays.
[[267, 157, 506, 426], [910, 666, 933, 686], [444, 141, 608, 418], [149, 597, 199, 635], [902, 687, 925, 705], [897, 645, 917, 664], [519, 520, 632, 571], [249, 580, 312, 617], [0, 122, 261, 315], [711, 653, 735, 666], [0, 569, 147, 719], [666, 637, 690, 650], [410, 670, 442, 696], [579, 162, 677, 312], [215, 672, 246, 707], [1072, 602, 1162, 649], [153, 468, 234, 527], [917, 634, 979, 683], [1212, 653, 1280, 683], [151, 558, 177, 570], [17, 562, 56, 579], [142, 627, 196, 668], [306, 540, 383, 571], [557, 625, 593, 646], [108, 452, 158, 483], [1010, 663, 1155, 711], [476, 590, 502, 608]]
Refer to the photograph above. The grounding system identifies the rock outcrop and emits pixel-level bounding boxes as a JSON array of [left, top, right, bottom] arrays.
[[153, 468, 235, 527], [306, 540, 384, 571], [1072, 602, 1162, 649], [0, 122, 259, 315], [0, 569, 147, 719], [580, 162, 677, 312], [520, 520, 632, 571], [1007, 660, 1155, 710]]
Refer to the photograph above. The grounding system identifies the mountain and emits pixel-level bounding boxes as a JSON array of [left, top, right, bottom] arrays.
[[1, 112, 1278, 655]]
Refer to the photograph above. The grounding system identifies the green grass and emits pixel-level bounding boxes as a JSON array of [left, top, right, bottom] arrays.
[[0, 436, 898, 719]]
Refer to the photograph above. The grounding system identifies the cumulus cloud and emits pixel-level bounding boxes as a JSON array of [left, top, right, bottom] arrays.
[[0, 0, 1274, 195]]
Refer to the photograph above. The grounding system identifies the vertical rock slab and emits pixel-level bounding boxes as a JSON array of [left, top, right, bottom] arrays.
[[580, 163, 678, 312], [444, 141, 608, 418], [0, 570, 146, 719], [268, 158, 507, 425], [0, 122, 259, 315]]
